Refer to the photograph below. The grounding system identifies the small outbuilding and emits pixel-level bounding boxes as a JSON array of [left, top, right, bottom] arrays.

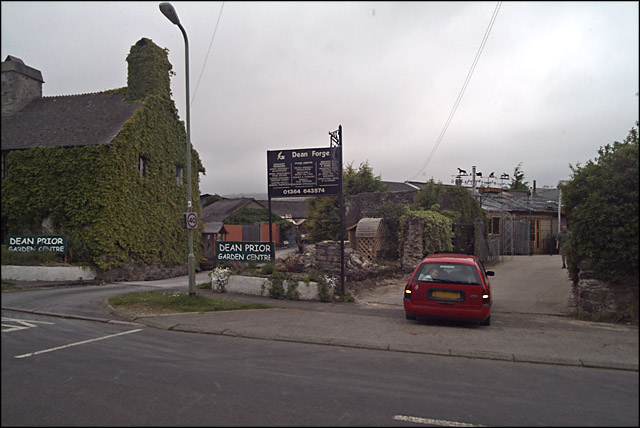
[[353, 217, 384, 263]]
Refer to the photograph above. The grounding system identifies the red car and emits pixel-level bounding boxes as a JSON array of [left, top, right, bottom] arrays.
[[403, 253, 494, 326]]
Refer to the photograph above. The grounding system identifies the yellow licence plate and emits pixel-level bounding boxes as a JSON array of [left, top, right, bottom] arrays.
[[432, 290, 461, 300]]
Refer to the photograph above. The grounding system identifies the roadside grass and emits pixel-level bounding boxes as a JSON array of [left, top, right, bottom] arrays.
[[108, 291, 273, 314], [1, 280, 22, 291], [196, 282, 211, 290]]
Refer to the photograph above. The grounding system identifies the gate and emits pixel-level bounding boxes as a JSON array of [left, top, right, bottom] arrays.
[[502, 213, 530, 256], [474, 218, 500, 265]]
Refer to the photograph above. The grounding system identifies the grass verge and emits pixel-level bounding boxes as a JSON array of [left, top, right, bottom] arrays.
[[108, 291, 273, 314]]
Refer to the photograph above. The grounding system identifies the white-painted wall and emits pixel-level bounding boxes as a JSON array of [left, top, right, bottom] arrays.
[[2, 265, 97, 282], [225, 275, 320, 300]]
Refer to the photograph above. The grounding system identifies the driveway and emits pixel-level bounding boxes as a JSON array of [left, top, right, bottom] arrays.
[[355, 255, 574, 316]]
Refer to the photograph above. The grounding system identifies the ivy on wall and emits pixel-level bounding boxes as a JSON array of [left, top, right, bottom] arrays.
[[400, 208, 454, 255], [1, 38, 204, 271], [413, 180, 486, 253]]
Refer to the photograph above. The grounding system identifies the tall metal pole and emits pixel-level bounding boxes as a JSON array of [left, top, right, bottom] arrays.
[[557, 180, 568, 235], [160, 3, 196, 296], [329, 125, 345, 298], [338, 125, 344, 298]]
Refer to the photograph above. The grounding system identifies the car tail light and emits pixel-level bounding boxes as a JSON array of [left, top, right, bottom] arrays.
[[482, 289, 490, 304], [404, 283, 412, 298]]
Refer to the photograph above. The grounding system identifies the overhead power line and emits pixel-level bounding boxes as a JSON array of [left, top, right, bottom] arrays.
[[191, 1, 225, 107], [410, 1, 502, 181]]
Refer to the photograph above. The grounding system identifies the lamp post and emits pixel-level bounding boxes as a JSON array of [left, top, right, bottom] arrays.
[[557, 180, 569, 235], [160, 2, 196, 296]]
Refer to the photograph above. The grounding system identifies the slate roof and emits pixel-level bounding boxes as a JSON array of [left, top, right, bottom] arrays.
[[200, 198, 257, 223], [257, 200, 308, 219], [478, 190, 558, 214], [382, 181, 423, 192], [1, 93, 142, 150], [202, 221, 228, 235]]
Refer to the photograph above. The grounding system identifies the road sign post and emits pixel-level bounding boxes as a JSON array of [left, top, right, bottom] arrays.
[[266, 125, 345, 297]]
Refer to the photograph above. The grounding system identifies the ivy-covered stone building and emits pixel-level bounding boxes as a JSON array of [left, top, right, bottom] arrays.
[[1, 38, 204, 281]]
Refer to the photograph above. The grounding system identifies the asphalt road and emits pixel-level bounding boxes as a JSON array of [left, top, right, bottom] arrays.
[[2, 311, 638, 426], [2, 254, 639, 426]]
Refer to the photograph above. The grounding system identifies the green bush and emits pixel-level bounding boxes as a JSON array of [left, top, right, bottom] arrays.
[[372, 201, 406, 260], [267, 271, 300, 300], [401, 208, 454, 256], [413, 179, 485, 254], [260, 262, 276, 275], [562, 122, 639, 287]]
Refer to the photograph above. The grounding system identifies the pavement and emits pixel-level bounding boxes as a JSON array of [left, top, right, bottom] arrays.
[[3, 255, 638, 372]]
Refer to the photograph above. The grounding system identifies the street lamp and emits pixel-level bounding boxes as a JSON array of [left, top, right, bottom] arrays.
[[557, 180, 569, 235], [160, 2, 196, 296]]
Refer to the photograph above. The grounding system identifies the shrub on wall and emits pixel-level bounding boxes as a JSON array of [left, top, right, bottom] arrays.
[[401, 208, 454, 255], [413, 180, 485, 254]]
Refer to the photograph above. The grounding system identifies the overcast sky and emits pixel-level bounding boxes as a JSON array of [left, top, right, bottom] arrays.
[[2, 1, 638, 196]]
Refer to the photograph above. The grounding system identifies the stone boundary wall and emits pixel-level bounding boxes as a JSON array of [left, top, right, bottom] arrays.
[[314, 241, 350, 276], [400, 216, 424, 270], [313, 240, 381, 280], [98, 261, 188, 282], [573, 261, 638, 322]]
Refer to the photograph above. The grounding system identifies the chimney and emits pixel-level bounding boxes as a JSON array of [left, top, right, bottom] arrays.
[[126, 38, 172, 101], [533, 180, 537, 195], [1, 55, 44, 116]]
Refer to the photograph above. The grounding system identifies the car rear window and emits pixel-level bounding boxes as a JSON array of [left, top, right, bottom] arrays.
[[414, 262, 482, 285]]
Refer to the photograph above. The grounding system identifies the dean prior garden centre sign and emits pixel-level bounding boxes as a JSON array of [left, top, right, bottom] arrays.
[[6, 236, 67, 254], [215, 241, 274, 263]]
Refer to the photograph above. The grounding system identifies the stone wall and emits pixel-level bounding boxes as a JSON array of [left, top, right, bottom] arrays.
[[313, 240, 379, 281], [400, 216, 424, 271], [573, 261, 638, 323], [98, 261, 191, 282]]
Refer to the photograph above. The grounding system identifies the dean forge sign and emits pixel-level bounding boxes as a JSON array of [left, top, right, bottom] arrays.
[[267, 147, 340, 198]]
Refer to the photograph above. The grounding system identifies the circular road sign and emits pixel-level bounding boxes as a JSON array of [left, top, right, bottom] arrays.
[[186, 212, 198, 229]]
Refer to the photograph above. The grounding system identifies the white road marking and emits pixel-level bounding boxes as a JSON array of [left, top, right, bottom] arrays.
[[2, 317, 54, 333], [14, 329, 143, 359], [393, 415, 485, 427]]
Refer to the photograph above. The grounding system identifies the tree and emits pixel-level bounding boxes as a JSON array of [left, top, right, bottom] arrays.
[[509, 162, 530, 192], [342, 161, 387, 195], [413, 179, 446, 211], [306, 161, 387, 242], [562, 122, 639, 287]]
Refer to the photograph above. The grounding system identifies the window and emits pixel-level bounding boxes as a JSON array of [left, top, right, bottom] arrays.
[[138, 155, 148, 177], [176, 165, 184, 185], [488, 217, 500, 235]]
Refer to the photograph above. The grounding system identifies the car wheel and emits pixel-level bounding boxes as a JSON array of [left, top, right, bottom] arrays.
[[481, 316, 491, 326], [406, 312, 416, 320]]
